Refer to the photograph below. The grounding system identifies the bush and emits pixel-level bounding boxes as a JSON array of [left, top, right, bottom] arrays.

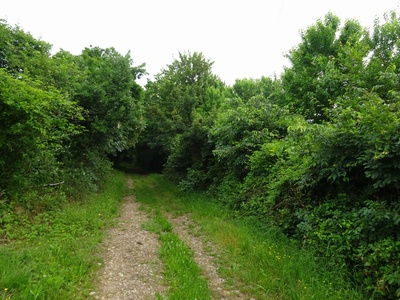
[[296, 198, 400, 298]]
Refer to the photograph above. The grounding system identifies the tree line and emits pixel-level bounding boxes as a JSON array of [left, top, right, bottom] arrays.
[[1, 11, 400, 298], [0, 20, 145, 205]]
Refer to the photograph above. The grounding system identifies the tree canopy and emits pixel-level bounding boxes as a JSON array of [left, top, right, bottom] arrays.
[[0, 20, 145, 200]]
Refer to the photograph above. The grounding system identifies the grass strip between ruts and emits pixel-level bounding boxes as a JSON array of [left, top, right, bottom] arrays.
[[141, 208, 211, 299]]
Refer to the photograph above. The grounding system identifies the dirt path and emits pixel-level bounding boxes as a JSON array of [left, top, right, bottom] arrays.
[[92, 177, 251, 300], [92, 178, 166, 299]]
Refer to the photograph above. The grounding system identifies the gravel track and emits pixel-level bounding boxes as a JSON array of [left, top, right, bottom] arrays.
[[92, 177, 253, 299], [92, 179, 166, 299]]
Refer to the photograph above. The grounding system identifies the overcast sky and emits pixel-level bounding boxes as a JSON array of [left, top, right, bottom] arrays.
[[2, 0, 399, 85]]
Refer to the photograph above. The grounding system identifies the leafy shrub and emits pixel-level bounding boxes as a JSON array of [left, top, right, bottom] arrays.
[[0, 68, 82, 203], [237, 90, 400, 297], [62, 151, 113, 197], [296, 198, 400, 298]]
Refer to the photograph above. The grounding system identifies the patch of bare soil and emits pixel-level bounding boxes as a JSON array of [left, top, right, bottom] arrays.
[[168, 214, 254, 300], [91, 179, 166, 300]]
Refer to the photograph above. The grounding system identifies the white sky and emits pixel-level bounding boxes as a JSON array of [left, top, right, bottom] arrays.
[[1, 0, 400, 85]]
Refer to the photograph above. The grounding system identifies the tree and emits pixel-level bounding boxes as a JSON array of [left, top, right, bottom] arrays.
[[0, 21, 83, 201], [72, 47, 145, 156], [138, 51, 222, 172], [365, 11, 400, 101], [281, 13, 369, 122], [0, 19, 54, 85], [230, 77, 276, 102], [0, 69, 82, 198], [210, 94, 287, 181]]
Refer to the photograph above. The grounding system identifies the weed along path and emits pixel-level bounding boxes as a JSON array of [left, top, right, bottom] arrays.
[[93, 175, 253, 300]]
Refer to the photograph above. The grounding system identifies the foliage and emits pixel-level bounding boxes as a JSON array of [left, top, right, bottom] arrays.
[[0, 171, 126, 300], [0, 20, 53, 82], [132, 174, 361, 299], [142, 52, 221, 151], [0, 20, 145, 205], [58, 46, 146, 192], [296, 198, 400, 298], [133, 13, 400, 297], [230, 76, 277, 101], [210, 94, 289, 181], [281, 14, 370, 122], [240, 89, 400, 297], [164, 84, 228, 189], [164, 115, 214, 190], [2, 9, 400, 298], [73, 46, 145, 155], [0, 68, 82, 199], [148, 11, 400, 298]]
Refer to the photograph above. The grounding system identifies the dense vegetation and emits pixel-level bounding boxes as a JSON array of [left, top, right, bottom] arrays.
[[134, 174, 360, 299], [1, 10, 400, 299], [0, 19, 145, 204], [0, 171, 127, 299]]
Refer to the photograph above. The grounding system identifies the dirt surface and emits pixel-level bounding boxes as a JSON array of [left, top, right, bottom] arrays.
[[92, 178, 252, 299], [92, 178, 166, 299]]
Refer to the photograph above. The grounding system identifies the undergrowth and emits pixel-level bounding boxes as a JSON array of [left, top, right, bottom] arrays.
[[133, 173, 362, 300], [0, 171, 126, 300]]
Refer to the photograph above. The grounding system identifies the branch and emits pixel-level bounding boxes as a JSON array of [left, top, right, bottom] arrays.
[[43, 181, 64, 187]]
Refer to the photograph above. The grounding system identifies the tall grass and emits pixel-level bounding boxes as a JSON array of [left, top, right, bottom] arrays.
[[0, 171, 127, 300], [133, 173, 362, 300]]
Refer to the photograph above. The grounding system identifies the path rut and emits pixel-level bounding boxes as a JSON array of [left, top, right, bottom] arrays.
[[92, 179, 166, 299]]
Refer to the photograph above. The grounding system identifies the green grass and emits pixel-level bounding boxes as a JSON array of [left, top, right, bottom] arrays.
[[132, 173, 362, 300], [0, 172, 363, 300], [0, 171, 127, 300], [142, 211, 211, 300]]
